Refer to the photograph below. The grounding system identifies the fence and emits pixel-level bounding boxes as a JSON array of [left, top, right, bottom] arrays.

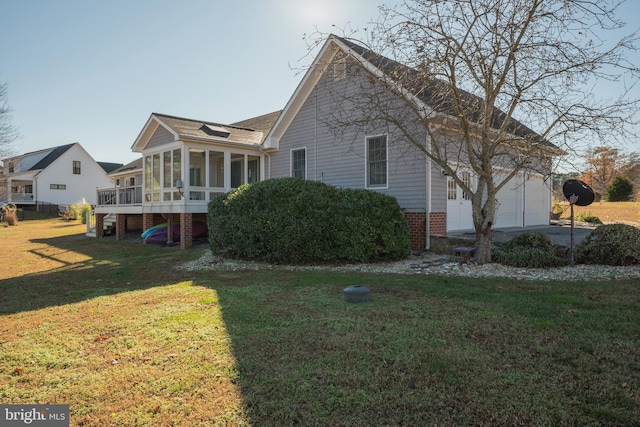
[[36, 202, 60, 215]]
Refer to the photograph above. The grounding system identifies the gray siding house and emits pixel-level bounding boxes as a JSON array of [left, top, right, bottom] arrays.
[[263, 35, 559, 250], [95, 35, 559, 251]]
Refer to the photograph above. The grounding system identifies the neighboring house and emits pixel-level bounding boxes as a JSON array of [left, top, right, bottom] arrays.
[[93, 112, 281, 248], [95, 35, 561, 250], [1, 143, 121, 210]]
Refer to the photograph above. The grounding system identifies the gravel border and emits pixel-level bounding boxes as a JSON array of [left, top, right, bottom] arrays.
[[178, 249, 640, 282]]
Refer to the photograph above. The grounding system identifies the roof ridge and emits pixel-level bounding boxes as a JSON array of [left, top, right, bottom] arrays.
[[331, 36, 551, 145], [152, 112, 256, 132]]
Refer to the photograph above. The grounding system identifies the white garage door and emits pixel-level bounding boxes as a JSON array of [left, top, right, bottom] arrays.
[[495, 172, 550, 228]]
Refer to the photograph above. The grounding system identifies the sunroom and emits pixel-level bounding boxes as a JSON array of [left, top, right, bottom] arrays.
[[93, 112, 277, 248]]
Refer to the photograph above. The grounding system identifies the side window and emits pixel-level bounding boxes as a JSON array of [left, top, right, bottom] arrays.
[[291, 148, 306, 179], [462, 171, 472, 200], [72, 161, 81, 175], [366, 135, 388, 188], [447, 177, 457, 200]]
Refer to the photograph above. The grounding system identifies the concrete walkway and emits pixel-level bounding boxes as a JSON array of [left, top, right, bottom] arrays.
[[447, 220, 597, 248]]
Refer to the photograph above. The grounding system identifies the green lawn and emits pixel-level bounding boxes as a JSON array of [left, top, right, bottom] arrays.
[[1, 218, 638, 426]]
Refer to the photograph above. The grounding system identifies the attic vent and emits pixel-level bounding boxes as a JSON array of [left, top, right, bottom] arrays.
[[201, 124, 231, 138], [333, 58, 346, 81]]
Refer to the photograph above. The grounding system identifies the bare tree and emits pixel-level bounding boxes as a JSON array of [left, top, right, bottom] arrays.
[[309, 0, 639, 263], [1, 82, 19, 159], [582, 146, 630, 200]]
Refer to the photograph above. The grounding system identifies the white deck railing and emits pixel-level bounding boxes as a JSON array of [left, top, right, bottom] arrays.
[[96, 186, 143, 206]]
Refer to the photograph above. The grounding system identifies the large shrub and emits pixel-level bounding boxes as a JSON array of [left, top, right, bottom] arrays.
[[208, 178, 411, 264], [68, 198, 92, 224], [576, 223, 640, 265], [492, 232, 566, 268]]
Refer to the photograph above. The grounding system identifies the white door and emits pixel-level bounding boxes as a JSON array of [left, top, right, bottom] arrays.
[[446, 171, 474, 231]]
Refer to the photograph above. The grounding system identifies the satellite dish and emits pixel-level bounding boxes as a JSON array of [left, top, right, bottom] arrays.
[[562, 179, 595, 206]]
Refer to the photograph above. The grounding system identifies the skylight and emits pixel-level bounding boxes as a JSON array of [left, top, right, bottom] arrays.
[[201, 124, 231, 138]]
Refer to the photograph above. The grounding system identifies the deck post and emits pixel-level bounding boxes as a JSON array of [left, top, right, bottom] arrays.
[[180, 213, 193, 249]]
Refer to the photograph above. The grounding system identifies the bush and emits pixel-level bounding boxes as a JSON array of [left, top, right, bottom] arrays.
[[68, 198, 92, 224], [2, 204, 18, 226], [576, 223, 640, 265], [492, 232, 566, 268], [606, 176, 633, 202], [208, 178, 411, 264], [574, 211, 602, 224]]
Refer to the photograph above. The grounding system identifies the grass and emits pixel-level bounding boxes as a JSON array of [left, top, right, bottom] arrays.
[[1, 217, 639, 425], [557, 200, 640, 223]]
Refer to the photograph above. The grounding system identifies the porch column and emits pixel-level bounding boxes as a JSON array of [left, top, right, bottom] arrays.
[[142, 212, 154, 231], [180, 213, 193, 250], [116, 214, 126, 240], [96, 214, 106, 238]]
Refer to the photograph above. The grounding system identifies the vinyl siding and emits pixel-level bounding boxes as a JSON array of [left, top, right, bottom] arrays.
[[270, 56, 429, 212], [146, 125, 175, 150]]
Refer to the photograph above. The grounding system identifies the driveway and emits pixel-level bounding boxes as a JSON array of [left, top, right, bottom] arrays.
[[447, 220, 597, 248]]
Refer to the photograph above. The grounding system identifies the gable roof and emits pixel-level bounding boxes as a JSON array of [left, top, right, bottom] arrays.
[[97, 162, 124, 174], [132, 112, 281, 152], [265, 35, 560, 153], [335, 36, 551, 146], [29, 143, 75, 171]]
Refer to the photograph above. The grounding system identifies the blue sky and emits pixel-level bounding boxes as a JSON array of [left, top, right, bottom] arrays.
[[1, 0, 638, 167], [1, 0, 382, 164]]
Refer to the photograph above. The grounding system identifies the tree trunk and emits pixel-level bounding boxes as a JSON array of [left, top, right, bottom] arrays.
[[474, 226, 493, 264], [472, 181, 496, 264]]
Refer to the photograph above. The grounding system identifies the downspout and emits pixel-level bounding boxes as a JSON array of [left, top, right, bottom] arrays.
[[263, 151, 271, 180], [259, 140, 271, 180], [425, 137, 432, 251], [314, 89, 318, 181], [522, 170, 526, 227]]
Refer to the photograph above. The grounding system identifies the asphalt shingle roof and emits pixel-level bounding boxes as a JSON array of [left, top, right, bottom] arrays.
[[29, 143, 75, 171], [153, 113, 279, 146], [334, 35, 555, 148]]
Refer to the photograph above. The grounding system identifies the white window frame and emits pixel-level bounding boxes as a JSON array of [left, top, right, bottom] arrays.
[[290, 147, 307, 180], [365, 134, 388, 189]]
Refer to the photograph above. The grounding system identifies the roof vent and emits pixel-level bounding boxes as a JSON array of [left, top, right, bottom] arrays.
[[201, 123, 231, 138]]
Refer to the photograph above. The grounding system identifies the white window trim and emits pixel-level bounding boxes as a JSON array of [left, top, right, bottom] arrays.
[[290, 147, 307, 179], [365, 134, 389, 189]]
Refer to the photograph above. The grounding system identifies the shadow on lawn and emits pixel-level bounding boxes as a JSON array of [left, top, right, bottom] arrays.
[[2, 228, 639, 425], [0, 232, 200, 314]]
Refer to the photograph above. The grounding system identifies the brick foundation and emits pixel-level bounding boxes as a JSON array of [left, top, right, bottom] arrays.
[[404, 212, 426, 251], [404, 211, 449, 251], [429, 212, 447, 235]]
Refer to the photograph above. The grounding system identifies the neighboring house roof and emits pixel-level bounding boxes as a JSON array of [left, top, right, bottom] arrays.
[[132, 112, 281, 152], [29, 143, 75, 171], [266, 34, 561, 153], [98, 162, 124, 174]]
